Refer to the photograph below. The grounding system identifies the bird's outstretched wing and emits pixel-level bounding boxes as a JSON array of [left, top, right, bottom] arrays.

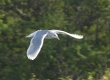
[[27, 31, 48, 60], [26, 30, 41, 38], [50, 30, 83, 39]]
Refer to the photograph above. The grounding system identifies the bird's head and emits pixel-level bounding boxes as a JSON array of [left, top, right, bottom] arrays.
[[52, 33, 60, 40]]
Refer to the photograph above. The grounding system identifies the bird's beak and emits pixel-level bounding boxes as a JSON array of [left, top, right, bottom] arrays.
[[57, 37, 60, 40]]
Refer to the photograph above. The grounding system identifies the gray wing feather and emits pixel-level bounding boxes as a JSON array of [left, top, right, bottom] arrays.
[[27, 31, 47, 60], [26, 30, 42, 38]]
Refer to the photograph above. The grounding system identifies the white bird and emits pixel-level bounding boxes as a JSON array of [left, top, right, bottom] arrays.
[[26, 30, 83, 60]]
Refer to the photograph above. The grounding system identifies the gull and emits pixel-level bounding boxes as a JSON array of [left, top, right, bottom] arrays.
[[26, 30, 83, 60]]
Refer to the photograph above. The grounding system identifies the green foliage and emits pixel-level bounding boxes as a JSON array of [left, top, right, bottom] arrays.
[[100, 68, 110, 80], [0, 0, 110, 80]]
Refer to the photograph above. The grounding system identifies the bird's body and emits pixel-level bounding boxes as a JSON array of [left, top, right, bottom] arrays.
[[26, 30, 83, 60]]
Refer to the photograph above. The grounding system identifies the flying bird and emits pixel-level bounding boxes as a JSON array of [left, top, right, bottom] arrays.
[[26, 30, 83, 60]]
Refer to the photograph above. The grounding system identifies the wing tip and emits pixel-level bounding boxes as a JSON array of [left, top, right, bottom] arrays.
[[74, 34, 84, 39], [27, 54, 36, 60], [27, 56, 35, 60], [79, 35, 83, 39]]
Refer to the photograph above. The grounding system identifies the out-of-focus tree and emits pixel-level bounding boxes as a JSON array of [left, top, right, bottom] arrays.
[[0, 0, 110, 80]]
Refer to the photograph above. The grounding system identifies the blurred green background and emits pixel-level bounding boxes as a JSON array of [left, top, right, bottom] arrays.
[[0, 0, 110, 80]]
